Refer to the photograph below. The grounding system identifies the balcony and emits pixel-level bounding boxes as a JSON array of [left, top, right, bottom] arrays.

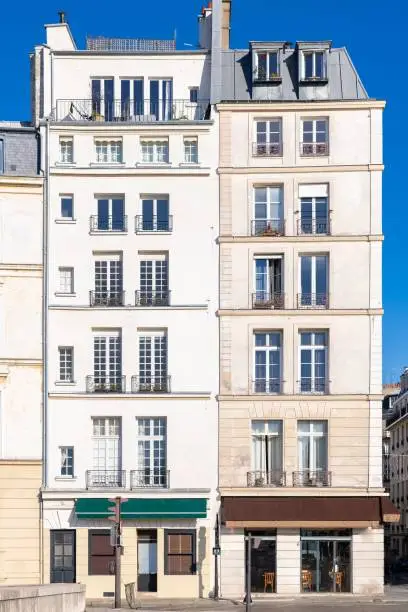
[[86, 376, 126, 393], [252, 292, 285, 310], [90, 215, 128, 233], [297, 218, 331, 235], [251, 219, 285, 237], [135, 290, 171, 307], [131, 375, 171, 393], [300, 142, 329, 156], [55, 99, 210, 123], [297, 293, 329, 309], [252, 142, 282, 157], [298, 380, 329, 395], [86, 470, 126, 488], [130, 469, 170, 489], [247, 470, 286, 487], [135, 215, 173, 233], [253, 379, 282, 394], [90, 291, 125, 307], [292, 470, 332, 487]]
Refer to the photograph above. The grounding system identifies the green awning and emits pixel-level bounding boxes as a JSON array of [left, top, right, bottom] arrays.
[[75, 497, 207, 520]]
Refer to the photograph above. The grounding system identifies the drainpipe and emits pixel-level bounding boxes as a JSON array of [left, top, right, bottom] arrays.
[[42, 118, 50, 489]]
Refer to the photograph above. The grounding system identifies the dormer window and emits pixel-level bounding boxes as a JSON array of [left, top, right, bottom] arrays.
[[303, 51, 326, 80], [254, 51, 280, 82]]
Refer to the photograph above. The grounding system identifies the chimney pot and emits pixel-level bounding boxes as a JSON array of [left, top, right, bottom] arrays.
[[58, 10, 66, 23]]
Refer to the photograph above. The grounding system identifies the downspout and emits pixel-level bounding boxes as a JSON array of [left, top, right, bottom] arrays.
[[42, 119, 50, 489], [367, 108, 372, 492]]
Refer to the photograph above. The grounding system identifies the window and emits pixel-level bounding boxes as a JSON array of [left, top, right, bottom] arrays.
[[253, 257, 283, 309], [58, 347, 74, 382], [298, 185, 329, 235], [50, 530, 76, 583], [93, 253, 123, 306], [121, 78, 144, 118], [254, 120, 282, 156], [58, 267, 74, 294], [95, 140, 122, 163], [253, 332, 282, 393], [91, 417, 122, 487], [91, 78, 114, 120], [60, 195, 73, 219], [302, 51, 326, 81], [138, 254, 169, 306], [253, 186, 284, 236], [254, 51, 280, 81], [165, 530, 196, 575], [138, 196, 170, 232], [90, 331, 123, 393], [60, 446, 74, 476], [88, 530, 115, 575], [297, 421, 328, 485], [141, 140, 169, 164], [184, 138, 198, 163], [190, 88, 199, 103], [251, 420, 283, 486], [149, 79, 173, 120], [301, 119, 329, 156], [93, 197, 126, 232], [59, 138, 73, 163], [137, 331, 168, 392], [299, 331, 328, 394], [299, 255, 328, 308], [0, 139, 4, 174], [135, 418, 167, 487]]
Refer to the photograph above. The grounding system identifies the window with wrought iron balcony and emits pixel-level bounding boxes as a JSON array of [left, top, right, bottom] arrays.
[[135, 256, 170, 306], [247, 420, 286, 488], [253, 332, 283, 394], [293, 421, 331, 486], [135, 196, 172, 233], [90, 255, 124, 307], [298, 332, 329, 395], [253, 119, 282, 157], [251, 186, 285, 237], [300, 118, 329, 156], [90, 197, 127, 233], [252, 257, 285, 310], [298, 255, 329, 309], [297, 188, 331, 235], [132, 332, 170, 393]]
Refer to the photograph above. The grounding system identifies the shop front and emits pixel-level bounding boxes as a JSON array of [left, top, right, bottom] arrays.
[[220, 496, 400, 598]]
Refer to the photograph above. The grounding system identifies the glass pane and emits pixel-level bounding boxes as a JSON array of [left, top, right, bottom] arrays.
[[316, 256, 327, 294], [301, 257, 312, 294], [304, 53, 313, 79], [314, 332, 327, 346], [258, 53, 267, 78], [268, 52, 278, 76], [97, 199, 109, 230], [315, 52, 324, 78], [301, 540, 318, 592], [250, 538, 276, 593], [255, 333, 266, 347], [301, 332, 312, 346]]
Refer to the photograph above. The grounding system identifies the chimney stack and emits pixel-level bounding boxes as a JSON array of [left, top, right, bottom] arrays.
[[58, 10, 66, 23], [221, 0, 231, 49], [198, 2, 213, 49]]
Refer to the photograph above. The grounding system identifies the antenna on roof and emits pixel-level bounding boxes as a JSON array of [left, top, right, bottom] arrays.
[[58, 10, 66, 23]]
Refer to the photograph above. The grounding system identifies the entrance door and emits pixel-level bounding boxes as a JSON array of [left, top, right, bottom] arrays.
[[50, 530, 76, 583], [301, 531, 351, 593], [137, 530, 157, 592]]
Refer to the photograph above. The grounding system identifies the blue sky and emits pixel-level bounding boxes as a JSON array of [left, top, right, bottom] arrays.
[[1, 0, 405, 382]]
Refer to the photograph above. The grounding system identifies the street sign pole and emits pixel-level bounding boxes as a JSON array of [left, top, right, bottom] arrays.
[[213, 514, 220, 600]]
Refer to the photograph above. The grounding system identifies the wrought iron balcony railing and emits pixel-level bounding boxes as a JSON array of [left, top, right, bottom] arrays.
[[86, 375, 126, 393], [300, 142, 329, 156], [135, 290, 170, 307], [90, 215, 128, 232], [297, 218, 331, 235], [252, 142, 282, 157], [252, 292, 285, 309], [86, 470, 126, 488], [297, 293, 329, 309], [253, 379, 282, 394], [56, 99, 210, 122], [292, 470, 332, 487], [135, 215, 173, 233], [90, 291, 125, 307], [251, 219, 285, 237], [247, 470, 286, 487], [298, 379, 329, 395], [130, 469, 170, 489], [131, 375, 171, 393]]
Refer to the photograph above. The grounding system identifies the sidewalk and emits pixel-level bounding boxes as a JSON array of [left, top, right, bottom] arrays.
[[86, 585, 408, 610]]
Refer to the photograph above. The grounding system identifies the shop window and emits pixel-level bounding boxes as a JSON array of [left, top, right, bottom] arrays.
[[88, 530, 115, 575]]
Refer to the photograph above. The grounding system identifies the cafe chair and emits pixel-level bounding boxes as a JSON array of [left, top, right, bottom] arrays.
[[263, 571, 275, 592]]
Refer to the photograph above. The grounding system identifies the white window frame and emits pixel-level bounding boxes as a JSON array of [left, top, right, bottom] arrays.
[[254, 119, 282, 156], [253, 331, 282, 393], [92, 330, 122, 391], [58, 346, 74, 382], [183, 138, 198, 163], [299, 331, 328, 394], [58, 267, 74, 294], [59, 138, 73, 164], [92, 417, 122, 484], [301, 51, 327, 80], [300, 118, 329, 156], [140, 140, 169, 164], [60, 194, 74, 220], [299, 254, 328, 307], [138, 330, 168, 391], [95, 139, 123, 163], [297, 420, 328, 472], [254, 51, 280, 80], [299, 192, 329, 235], [136, 417, 167, 486], [251, 420, 283, 476], [60, 446, 74, 477]]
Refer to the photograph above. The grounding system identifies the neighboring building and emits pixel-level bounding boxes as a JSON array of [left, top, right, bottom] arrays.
[[31, 11, 219, 600], [0, 123, 42, 583], [386, 372, 408, 557], [383, 383, 400, 494], [215, 14, 398, 596]]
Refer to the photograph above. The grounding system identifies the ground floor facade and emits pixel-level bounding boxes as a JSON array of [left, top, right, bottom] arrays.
[[41, 492, 214, 600]]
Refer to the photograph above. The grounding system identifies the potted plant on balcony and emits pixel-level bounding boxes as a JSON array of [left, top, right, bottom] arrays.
[[262, 223, 282, 237], [254, 476, 265, 487]]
